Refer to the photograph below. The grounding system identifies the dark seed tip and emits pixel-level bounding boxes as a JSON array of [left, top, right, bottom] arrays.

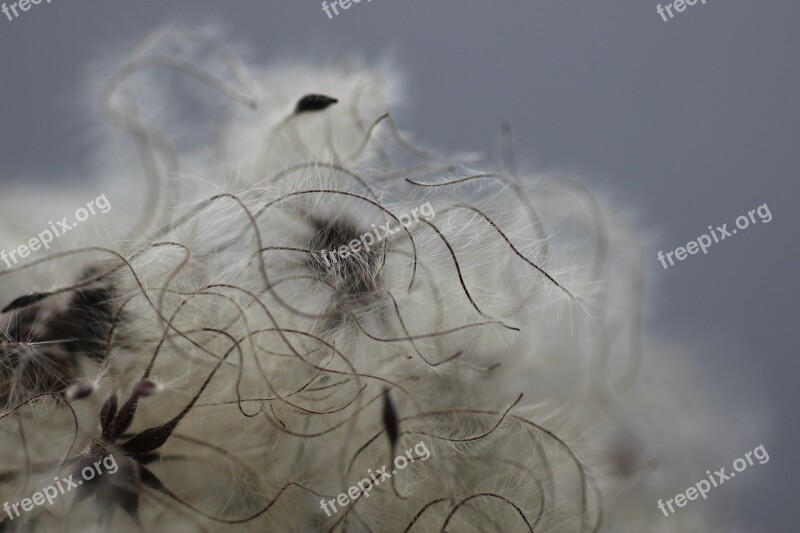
[[382, 388, 400, 447], [132, 379, 161, 397], [294, 93, 339, 114], [66, 382, 96, 401], [1, 292, 52, 314]]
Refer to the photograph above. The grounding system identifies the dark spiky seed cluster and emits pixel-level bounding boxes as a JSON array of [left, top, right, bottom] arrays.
[[0, 281, 118, 404]]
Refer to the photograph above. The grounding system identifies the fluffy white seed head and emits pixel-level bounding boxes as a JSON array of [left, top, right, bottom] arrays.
[[0, 26, 746, 532]]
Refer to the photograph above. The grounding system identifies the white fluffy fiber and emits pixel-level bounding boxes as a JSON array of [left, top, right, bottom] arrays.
[[0, 26, 740, 532]]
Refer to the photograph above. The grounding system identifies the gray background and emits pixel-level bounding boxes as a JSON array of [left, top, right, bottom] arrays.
[[1, 1, 797, 530]]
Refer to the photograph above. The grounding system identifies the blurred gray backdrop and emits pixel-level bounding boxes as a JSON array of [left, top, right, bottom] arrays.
[[1, 1, 797, 530]]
